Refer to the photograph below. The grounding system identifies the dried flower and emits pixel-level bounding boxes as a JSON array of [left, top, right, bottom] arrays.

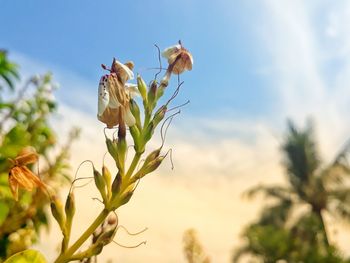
[[97, 59, 138, 128], [162, 41, 193, 75], [8, 147, 46, 201]]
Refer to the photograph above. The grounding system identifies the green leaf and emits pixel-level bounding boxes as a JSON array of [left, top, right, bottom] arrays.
[[4, 249, 47, 263]]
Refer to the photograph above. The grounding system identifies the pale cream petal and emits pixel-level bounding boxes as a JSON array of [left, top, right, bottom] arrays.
[[162, 44, 181, 59], [125, 83, 139, 98], [114, 60, 134, 80], [124, 108, 136, 127]]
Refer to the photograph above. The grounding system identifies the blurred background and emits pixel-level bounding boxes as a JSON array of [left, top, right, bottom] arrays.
[[1, 0, 350, 262]]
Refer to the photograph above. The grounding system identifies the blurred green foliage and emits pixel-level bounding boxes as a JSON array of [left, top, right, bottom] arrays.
[[4, 249, 46, 263], [0, 50, 79, 261], [183, 229, 211, 263], [234, 120, 350, 263]]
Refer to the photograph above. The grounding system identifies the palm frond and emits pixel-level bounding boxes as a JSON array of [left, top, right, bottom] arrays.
[[244, 184, 292, 202], [282, 120, 321, 193]]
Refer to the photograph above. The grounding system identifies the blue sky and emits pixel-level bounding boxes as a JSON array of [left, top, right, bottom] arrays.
[[0, 0, 275, 119]]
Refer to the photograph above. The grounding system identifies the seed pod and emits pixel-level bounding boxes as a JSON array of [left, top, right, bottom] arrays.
[[96, 227, 118, 245], [93, 168, 108, 203], [65, 191, 75, 225], [50, 195, 66, 231], [143, 156, 165, 174], [129, 99, 141, 130], [120, 190, 134, 206], [137, 75, 148, 102], [147, 81, 157, 110], [106, 138, 118, 162], [63, 191, 75, 251], [152, 105, 167, 127], [107, 214, 118, 225], [90, 243, 104, 256], [111, 172, 122, 195], [144, 148, 161, 165], [133, 156, 165, 182], [143, 122, 155, 143], [102, 166, 112, 198]]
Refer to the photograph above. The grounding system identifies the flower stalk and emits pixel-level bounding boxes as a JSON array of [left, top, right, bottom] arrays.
[[7, 42, 193, 263]]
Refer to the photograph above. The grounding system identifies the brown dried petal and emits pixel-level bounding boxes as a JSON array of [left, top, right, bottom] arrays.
[[98, 107, 120, 129], [10, 166, 35, 191], [8, 175, 19, 201], [15, 147, 38, 166]]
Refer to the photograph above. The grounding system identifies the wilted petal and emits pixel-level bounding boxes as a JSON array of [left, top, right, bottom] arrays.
[[8, 175, 19, 201], [21, 166, 45, 188], [172, 51, 193, 74], [98, 107, 120, 129], [10, 167, 35, 191], [108, 96, 121, 109], [15, 147, 39, 166], [162, 44, 181, 60], [163, 43, 193, 75], [113, 60, 134, 81]]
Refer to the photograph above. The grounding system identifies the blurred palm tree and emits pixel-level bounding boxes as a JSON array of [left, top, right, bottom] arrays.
[[233, 120, 350, 262]]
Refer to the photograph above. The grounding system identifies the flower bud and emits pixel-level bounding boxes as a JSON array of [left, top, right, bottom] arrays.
[[111, 172, 122, 195], [93, 168, 108, 203], [137, 74, 148, 102], [102, 166, 112, 198], [106, 138, 118, 162], [129, 125, 143, 153], [147, 81, 158, 111], [65, 191, 75, 225], [129, 99, 141, 130], [50, 195, 66, 231], [117, 136, 127, 174], [63, 191, 75, 251], [143, 122, 155, 144]]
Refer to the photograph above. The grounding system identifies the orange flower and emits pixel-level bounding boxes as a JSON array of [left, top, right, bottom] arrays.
[[8, 147, 46, 201]]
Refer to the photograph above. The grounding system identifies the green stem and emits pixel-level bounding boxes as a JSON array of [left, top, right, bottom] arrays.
[[54, 209, 109, 263], [143, 110, 152, 131], [125, 153, 141, 181]]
